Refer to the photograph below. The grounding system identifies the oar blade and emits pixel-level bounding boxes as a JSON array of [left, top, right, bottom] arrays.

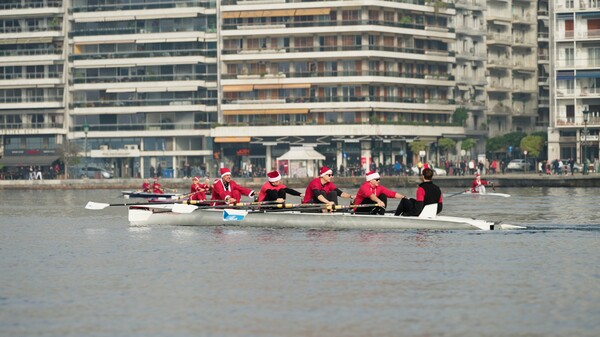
[[171, 203, 198, 214], [85, 201, 110, 210]]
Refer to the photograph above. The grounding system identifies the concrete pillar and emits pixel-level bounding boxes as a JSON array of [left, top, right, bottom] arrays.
[[336, 142, 343, 173], [265, 145, 272, 172]]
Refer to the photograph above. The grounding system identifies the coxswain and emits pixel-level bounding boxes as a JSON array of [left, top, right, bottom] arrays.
[[302, 166, 353, 210], [471, 173, 493, 193], [394, 168, 443, 216], [152, 178, 164, 194], [142, 179, 151, 192], [189, 176, 211, 201], [258, 171, 303, 203], [211, 168, 255, 205], [353, 171, 407, 215]]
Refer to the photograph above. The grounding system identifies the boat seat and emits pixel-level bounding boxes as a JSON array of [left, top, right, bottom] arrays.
[[418, 203, 438, 219]]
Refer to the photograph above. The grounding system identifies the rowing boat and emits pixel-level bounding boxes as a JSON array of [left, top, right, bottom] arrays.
[[127, 204, 524, 231], [121, 190, 183, 199], [457, 191, 511, 198]]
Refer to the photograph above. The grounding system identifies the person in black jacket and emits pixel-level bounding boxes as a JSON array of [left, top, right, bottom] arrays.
[[394, 168, 443, 216]]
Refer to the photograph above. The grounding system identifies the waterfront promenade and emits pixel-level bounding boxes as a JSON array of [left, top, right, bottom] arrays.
[[1, 172, 599, 190]]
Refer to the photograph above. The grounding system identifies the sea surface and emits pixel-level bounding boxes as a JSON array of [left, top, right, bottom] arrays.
[[1, 187, 599, 337]]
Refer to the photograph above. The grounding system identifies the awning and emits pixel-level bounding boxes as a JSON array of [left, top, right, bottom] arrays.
[[214, 137, 251, 143], [0, 155, 59, 167], [457, 85, 470, 91], [277, 146, 325, 161], [557, 71, 574, 80], [576, 71, 600, 78]]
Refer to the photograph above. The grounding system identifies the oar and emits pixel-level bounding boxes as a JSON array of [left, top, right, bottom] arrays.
[[85, 199, 226, 210], [447, 190, 468, 198], [171, 200, 281, 213]]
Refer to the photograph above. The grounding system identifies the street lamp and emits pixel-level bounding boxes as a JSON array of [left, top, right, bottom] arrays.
[[83, 121, 89, 178], [582, 110, 590, 175], [524, 150, 528, 172]]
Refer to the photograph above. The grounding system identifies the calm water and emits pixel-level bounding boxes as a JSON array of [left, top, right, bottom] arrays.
[[1, 188, 599, 337]]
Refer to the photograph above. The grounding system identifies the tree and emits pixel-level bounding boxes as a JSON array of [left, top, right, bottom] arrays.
[[438, 138, 456, 159], [452, 107, 468, 126], [57, 140, 82, 179], [409, 140, 427, 154], [520, 135, 545, 158], [461, 138, 477, 153]]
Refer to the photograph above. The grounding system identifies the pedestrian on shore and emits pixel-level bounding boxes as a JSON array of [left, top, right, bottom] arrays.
[[257, 171, 303, 203], [353, 170, 406, 215], [394, 168, 443, 217], [211, 168, 255, 205]]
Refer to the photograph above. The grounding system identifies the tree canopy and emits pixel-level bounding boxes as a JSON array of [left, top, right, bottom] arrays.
[[438, 138, 456, 157], [520, 135, 545, 158]]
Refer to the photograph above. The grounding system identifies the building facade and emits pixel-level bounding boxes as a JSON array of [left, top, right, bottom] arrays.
[[0, 0, 66, 178], [548, 0, 600, 164], [1, 0, 560, 179]]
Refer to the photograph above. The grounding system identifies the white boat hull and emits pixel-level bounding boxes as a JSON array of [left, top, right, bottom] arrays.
[[128, 207, 523, 231]]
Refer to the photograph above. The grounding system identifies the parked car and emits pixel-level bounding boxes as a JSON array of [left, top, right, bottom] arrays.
[[411, 165, 447, 176], [506, 159, 532, 172], [558, 159, 583, 173], [71, 166, 114, 179]]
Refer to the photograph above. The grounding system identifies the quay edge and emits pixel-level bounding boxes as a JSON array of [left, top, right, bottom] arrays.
[[1, 174, 600, 190]]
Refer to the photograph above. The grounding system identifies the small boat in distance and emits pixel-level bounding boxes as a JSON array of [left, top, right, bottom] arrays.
[[121, 190, 183, 200]]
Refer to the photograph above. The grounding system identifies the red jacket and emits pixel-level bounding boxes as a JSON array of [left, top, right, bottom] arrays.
[[211, 178, 253, 204]]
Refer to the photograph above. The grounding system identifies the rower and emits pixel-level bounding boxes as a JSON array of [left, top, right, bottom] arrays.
[[394, 168, 443, 216], [302, 166, 353, 211], [190, 176, 211, 201], [210, 168, 255, 205], [353, 170, 407, 215], [142, 179, 151, 192], [471, 173, 493, 193], [257, 171, 303, 203], [152, 178, 164, 194]]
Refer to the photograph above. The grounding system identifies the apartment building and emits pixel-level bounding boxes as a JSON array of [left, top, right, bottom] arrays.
[[68, 0, 218, 178], [548, 0, 600, 163], [4, 0, 514, 179], [486, 0, 538, 139], [0, 0, 66, 175], [454, 0, 488, 147], [538, 0, 550, 130], [217, 0, 466, 175]]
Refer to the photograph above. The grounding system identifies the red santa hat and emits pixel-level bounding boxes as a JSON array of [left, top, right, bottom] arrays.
[[319, 166, 333, 177], [366, 170, 380, 181], [475, 173, 480, 177], [220, 167, 231, 177], [267, 171, 281, 182], [192, 176, 200, 181]]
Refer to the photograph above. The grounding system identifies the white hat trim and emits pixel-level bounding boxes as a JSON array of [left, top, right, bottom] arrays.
[[366, 172, 380, 181]]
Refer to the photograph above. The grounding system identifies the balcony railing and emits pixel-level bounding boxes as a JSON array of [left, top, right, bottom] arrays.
[[72, 97, 217, 108], [72, 73, 216, 84], [0, 72, 62, 80], [223, 44, 454, 57], [70, 48, 217, 61], [223, 18, 454, 33], [221, 70, 454, 81], [222, 96, 455, 105], [71, 0, 215, 12], [0, 0, 62, 10], [0, 48, 62, 57], [69, 25, 216, 38], [70, 121, 211, 132], [0, 122, 63, 130]]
